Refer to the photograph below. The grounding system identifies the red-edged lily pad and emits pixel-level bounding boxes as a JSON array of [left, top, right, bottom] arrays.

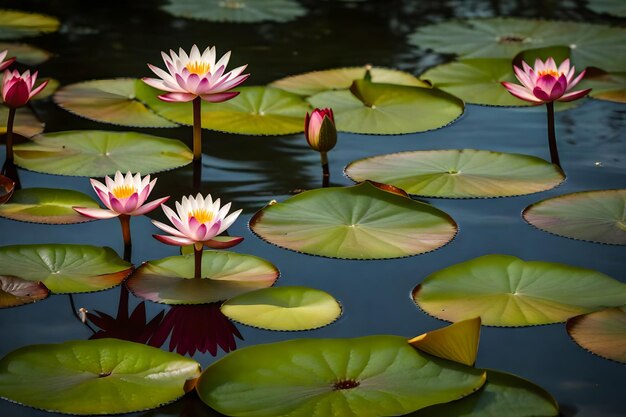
[[0, 275, 48, 308]]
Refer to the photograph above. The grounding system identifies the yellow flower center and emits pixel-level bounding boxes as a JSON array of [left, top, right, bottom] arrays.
[[111, 184, 136, 199], [185, 61, 211, 76], [538, 69, 560, 78], [190, 209, 214, 224]]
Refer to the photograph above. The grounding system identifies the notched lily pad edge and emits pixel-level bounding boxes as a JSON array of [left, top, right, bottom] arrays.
[[565, 311, 626, 365]]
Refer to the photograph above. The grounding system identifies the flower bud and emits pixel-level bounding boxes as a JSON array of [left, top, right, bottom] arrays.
[[2, 69, 48, 108], [305, 108, 337, 152]]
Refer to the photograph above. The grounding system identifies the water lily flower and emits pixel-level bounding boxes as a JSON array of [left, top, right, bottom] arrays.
[[2, 69, 49, 108], [0, 50, 15, 72], [501, 58, 590, 104], [305, 108, 337, 152]]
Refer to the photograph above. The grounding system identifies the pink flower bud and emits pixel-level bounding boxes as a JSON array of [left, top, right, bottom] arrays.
[[305, 108, 337, 152]]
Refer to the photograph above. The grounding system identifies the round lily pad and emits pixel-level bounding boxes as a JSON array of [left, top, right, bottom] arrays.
[[196, 335, 486, 417], [345, 149, 564, 198], [161, 0, 306, 23], [126, 251, 279, 305], [0, 106, 43, 138], [0, 9, 60, 39], [523, 189, 626, 245], [0, 42, 52, 65], [220, 286, 342, 331], [307, 79, 464, 134], [409, 317, 481, 366], [567, 306, 626, 364], [14, 130, 193, 177], [136, 84, 311, 135], [413, 254, 626, 326], [0, 275, 48, 308], [0, 244, 133, 293], [0, 174, 14, 204], [0, 339, 201, 415], [579, 70, 626, 104], [250, 181, 458, 259], [587, 0, 626, 17], [54, 79, 179, 127], [270, 66, 429, 96], [0, 187, 99, 224]]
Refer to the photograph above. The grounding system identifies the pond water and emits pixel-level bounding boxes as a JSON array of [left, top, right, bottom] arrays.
[[0, 0, 625, 416]]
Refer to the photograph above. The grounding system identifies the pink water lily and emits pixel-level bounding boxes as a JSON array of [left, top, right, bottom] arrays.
[[305, 108, 337, 153], [0, 50, 15, 72], [502, 58, 590, 104], [2, 69, 48, 108]]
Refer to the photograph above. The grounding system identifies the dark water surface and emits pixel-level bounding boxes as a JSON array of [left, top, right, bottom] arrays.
[[0, 1, 625, 416]]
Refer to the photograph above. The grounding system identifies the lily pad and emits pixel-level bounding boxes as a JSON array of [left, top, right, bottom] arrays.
[[411, 370, 559, 417], [587, 0, 626, 17], [126, 251, 279, 305], [0, 187, 99, 224], [409, 317, 481, 366], [307, 79, 464, 134], [413, 254, 626, 326], [0, 42, 52, 65], [0, 244, 133, 293], [0, 275, 48, 308], [250, 181, 458, 259], [54, 79, 179, 127], [162, 0, 306, 23], [0, 174, 14, 204], [0, 9, 60, 39], [345, 149, 564, 198], [0, 106, 44, 138], [522, 189, 626, 245], [14, 130, 193, 177], [220, 286, 342, 331], [0, 339, 201, 415], [196, 335, 486, 417], [136, 83, 310, 135], [579, 69, 626, 104], [567, 306, 626, 364], [270, 66, 429, 96]]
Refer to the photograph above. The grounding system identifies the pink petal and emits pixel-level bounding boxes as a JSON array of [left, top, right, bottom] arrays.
[[3, 80, 30, 107], [153, 234, 195, 246], [201, 220, 222, 241], [73, 207, 119, 219], [142, 76, 181, 93], [501, 82, 542, 103], [194, 223, 208, 241], [203, 236, 244, 249], [162, 204, 188, 234], [151, 219, 187, 238], [131, 196, 170, 216], [513, 65, 536, 90], [29, 79, 49, 99], [0, 57, 15, 71], [123, 192, 139, 212], [109, 195, 126, 213], [199, 91, 239, 103], [535, 75, 558, 93], [557, 59, 570, 76], [545, 57, 557, 73], [548, 74, 567, 100], [558, 88, 591, 102], [566, 69, 586, 91], [532, 87, 552, 102], [158, 92, 196, 102]]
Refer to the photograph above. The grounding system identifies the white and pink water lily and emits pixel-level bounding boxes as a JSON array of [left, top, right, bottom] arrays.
[[152, 194, 243, 248], [501, 58, 591, 104], [73, 171, 169, 219], [2, 69, 48, 108], [142, 45, 249, 103]]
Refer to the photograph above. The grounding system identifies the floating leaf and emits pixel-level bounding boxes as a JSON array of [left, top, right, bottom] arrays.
[[0, 174, 14, 204], [579, 69, 626, 104], [413, 254, 626, 326], [567, 306, 626, 364], [0, 188, 99, 224], [0, 106, 43, 137], [250, 181, 457, 259], [14, 130, 193, 177], [346, 149, 564, 198], [0, 42, 52, 65], [409, 317, 481, 366], [0, 339, 201, 415], [127, 251, 279, 305], [220, 286, 342, 331], [196, 335, 486, 417], [162, 0, 306, 23], [587, 0, 626, 17], [523, 189, 626, 245], [0, 275, 48, 308], [0, 9, 60, 39], [0, 244, 133, 293], [270, 66, 429, 96], [54, 79, 178, 127], [307, 79, 463, 134]]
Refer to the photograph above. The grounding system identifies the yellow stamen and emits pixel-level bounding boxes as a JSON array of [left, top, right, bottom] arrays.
[[538, 69, 560, 77], [185, 61, 210, 76], [111, 184, 136, 199], [190, 209, 214, 224]]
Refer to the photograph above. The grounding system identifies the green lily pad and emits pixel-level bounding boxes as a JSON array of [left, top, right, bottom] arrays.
[[0, 9, 60, 39], [307, 79, 464, 134], [250, 181, 457, 259], [14, 130, 193, 177], [0, 244, 133, 293], [0, 275, 48, 308], [578, 70, 626, 104], [54, 79, 179, 127], [523, 189, 626, 245], [0, 339, 201, 415], [270, 66, 430, 96], [409, 18, 626, 72], [587, 0, 626, 17], [0, 188, 99, 224], [413, 254, 626, 326], [136, 83, 310, 135], [0, 106, 43, 138], [220, 286, 342, 331], [196, 335, 487, 417], [0, 42, 52, 65], [126, 251, 279, 305], [162, 0, 306, 23], [411, 370, 559, 417], [345, 149, 564, 198], [567, 306, 626, 364]]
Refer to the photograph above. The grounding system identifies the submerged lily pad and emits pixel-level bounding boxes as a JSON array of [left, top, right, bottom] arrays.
[[0, 42, 52, 65], [567, 306, 626, 364], [250, 181, 457, 259], [413, 254, 626, 326], [54, 79, 179, 127], [0, 244, 133, 293], [0, 339, 201, 415], [162, 0, 306, 23], [270, 66, 429, 96], [0, 9, 60, 39], [0, 275, 48, 308], [14, 130, 193, 177], [0, 174, 14, 204], [0, 188, 99, 224], [409, 317, 481, 366], [587, 0, 626, 17], [197, 335, 486, 417], [126, 251, 279, 305], [0, 106, 43, 138], [345, 149, 564, 198], [523, 189, 626, 245], [307, 79, 464, 134], [220, 286, 342, 331]]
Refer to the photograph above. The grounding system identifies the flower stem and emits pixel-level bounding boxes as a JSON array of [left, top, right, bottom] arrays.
[[192, 157, 202, 194], [192, 97, 202, 162], [545, 102, 561, 168], [320, 151, 329, 188], [118, 214, 132, 262], [5, 107, 16, 163], [194, 244, 203, 279]]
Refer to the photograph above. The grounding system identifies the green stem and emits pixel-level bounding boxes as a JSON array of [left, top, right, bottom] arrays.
[[192, 97, 202, 161], [546, 102, 561, 169], [194, 244, 203, 279], [320, 152, 329, 188], [5, 107, 16, 163], [118, 214, 132, 262]]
